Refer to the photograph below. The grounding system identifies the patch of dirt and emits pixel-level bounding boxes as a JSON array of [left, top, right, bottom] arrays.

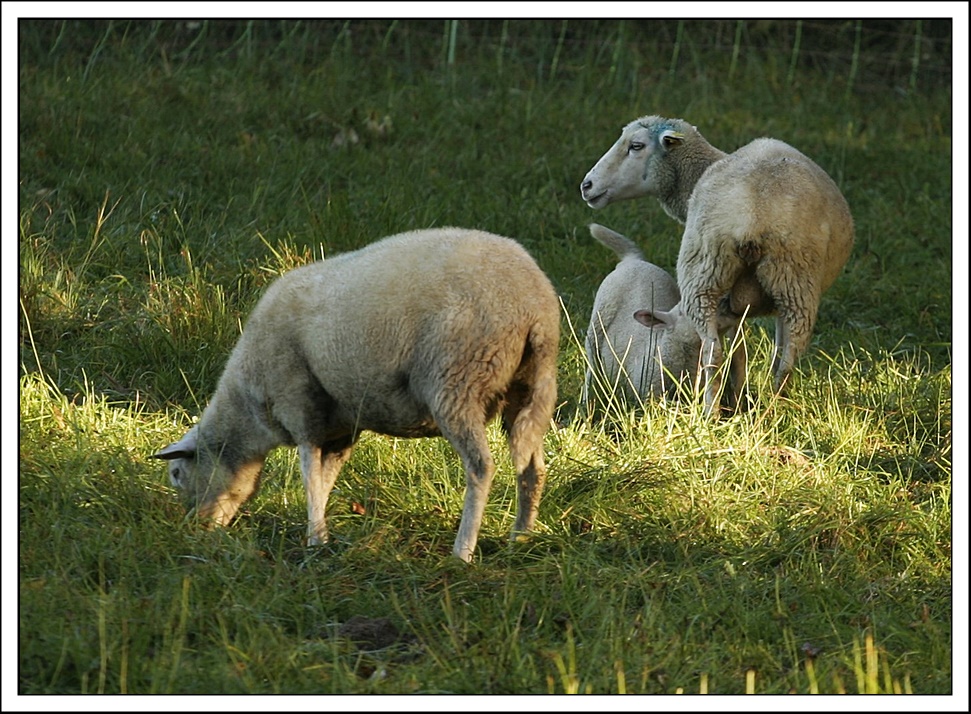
[[337, 615, 416, 651]]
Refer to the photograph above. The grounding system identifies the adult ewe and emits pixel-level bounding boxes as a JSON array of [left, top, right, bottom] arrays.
[[580, 116, 854, 413], [153, 227, 560, 563]]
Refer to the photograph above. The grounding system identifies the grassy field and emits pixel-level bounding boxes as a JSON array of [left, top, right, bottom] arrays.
[[13, 19, 957, 699]]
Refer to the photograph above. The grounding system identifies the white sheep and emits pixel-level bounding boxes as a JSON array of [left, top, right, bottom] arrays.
[[152, 227, 560, 563], [583, 223, 700, 411], [581, 116, 854, 412], [584, 223, 742, 412]]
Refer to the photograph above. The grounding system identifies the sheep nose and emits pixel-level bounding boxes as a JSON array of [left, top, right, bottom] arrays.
[[581, 179, 593, 192]]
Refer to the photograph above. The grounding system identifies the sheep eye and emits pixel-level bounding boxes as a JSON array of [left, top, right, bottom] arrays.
[[628, 141, 645, 153]]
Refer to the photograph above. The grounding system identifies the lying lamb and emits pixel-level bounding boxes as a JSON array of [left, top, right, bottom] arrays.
[[153, 227, 560, 563], [584, 223, 744, 413], [580, 116, 854, 413], [583, 223, 699, 411]]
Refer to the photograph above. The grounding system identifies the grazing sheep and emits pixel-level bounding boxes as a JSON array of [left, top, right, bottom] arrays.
[[580, 116, 854, 412], [584, 223, 741, 412], [583, 223, 699, 410], [153, 227, 560, 563]]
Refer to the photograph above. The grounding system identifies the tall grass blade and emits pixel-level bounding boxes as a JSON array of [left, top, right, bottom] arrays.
[[787, 19, 802, 86], [910, 20, 923, 92], [729, 20, 744, 81], [845, 19, 862, 101], [497, 19, 508, 76], [669, 20, 684, 74], [81, 20, 115, 82], [549, 20, 568, 82], [446, 20, 458, 69], [609, 21, 626, 83]]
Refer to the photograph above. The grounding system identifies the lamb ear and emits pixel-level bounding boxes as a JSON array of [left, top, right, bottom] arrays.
[[633, 308, 676, 328], [634, 309, 678, 327], [152, 428, 198, 460]]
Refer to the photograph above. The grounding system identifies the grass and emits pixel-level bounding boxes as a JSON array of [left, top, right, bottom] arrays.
[[13, 19, 956, 698]]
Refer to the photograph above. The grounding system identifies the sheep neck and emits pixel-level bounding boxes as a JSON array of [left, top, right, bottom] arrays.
[[662, 142, 728, 224]]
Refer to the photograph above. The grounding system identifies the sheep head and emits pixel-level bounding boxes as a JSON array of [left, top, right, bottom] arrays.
[[580, 116, 692, 208], [580, 116, 726, 223], [153, 425, 263, 527]]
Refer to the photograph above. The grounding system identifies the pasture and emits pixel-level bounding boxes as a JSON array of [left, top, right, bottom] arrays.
[[15, 19, 956, 697]]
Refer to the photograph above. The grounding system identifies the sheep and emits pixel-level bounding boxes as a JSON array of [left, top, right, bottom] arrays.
[[580, 116, 854, 413], [583, 223, 700, 411], [152, 227, 560, 563], [583, 223, 742, 412]]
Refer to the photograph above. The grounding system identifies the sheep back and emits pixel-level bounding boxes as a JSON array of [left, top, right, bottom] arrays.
[[221, 227, 560, 446], [676, 137, 854, 411]]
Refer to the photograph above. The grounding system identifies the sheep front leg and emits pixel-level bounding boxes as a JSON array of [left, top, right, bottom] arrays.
[[300, 439, 355, 546]]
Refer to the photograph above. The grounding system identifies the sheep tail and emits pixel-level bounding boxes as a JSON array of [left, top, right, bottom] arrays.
[[588, 223, 645, 261], [505, 319, 558, 469]]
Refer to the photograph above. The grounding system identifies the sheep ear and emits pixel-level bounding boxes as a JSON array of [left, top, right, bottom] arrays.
[[633, 308, 676, 328], [660, 129, 685, 149], [152, 428, 198, 460]]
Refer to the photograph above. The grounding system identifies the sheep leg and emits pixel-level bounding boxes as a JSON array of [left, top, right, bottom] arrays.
[[699, 329, 725, 415], [724, 324, 749, 412], [502, 391, 552, 540], [440, 419, 496, 563], [679, 241, 745, 416], [689, 297, 732, 416], [770, 301, 817, 397], [300, 438, 355, 546]]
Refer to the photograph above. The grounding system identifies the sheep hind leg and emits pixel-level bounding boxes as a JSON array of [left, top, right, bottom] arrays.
[[439, 417, 496, 563], [502, 379, 555, 540], [679, 247, 745, 416], [723, 324, 750, 412], [682, 300, 727, 415], [770, 307, 816, 397], [699, 331, 726, 416], [300, 437, 355, 546]]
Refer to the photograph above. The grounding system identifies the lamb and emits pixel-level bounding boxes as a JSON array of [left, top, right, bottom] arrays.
[[152, 227, 560, 563], [580, 115, 854, 413], [583, 223, 700, 411], [584, 223, 742, 412]]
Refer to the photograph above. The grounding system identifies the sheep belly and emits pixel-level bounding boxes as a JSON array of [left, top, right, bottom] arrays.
[[325, 371, 442, 439]]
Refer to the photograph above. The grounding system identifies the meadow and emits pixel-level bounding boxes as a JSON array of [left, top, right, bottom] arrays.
[[15, 19, 955, 697]]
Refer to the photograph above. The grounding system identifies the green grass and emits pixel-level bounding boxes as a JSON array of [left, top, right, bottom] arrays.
[[15, 20, 954, 697]]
